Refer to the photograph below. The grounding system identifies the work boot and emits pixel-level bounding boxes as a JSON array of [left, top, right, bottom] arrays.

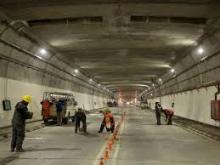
[[16, 148, 25, 152]]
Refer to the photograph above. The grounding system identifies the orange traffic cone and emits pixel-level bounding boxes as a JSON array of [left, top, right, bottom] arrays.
[[111, 138, 115, 144], [104, 149, 109, 160], [100, 158, 104, 165], [108, 141, 113, 150]]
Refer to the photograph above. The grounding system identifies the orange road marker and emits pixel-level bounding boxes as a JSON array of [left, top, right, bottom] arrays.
[[100, 158, 104, 165], [108, 141, 113, 150], [104, 149, 109, 160], [97, 110, 127, 165]]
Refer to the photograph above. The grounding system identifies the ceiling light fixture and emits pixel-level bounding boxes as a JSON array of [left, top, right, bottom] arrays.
[[39, 48, 47, 55], [158, 78, 162, 82], [201, 56, 208, 61], [74, 69, 79, 74], [170, 68, 175, 73], [197, 47, 204, 54], [36, 55, 43, 60]]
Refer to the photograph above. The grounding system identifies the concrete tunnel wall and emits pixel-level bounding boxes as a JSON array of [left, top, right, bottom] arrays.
[[0, 22, 109, 128], [148, 86, 220, 127], [0, 77, 107, 127], [145, 21, 220, 127]]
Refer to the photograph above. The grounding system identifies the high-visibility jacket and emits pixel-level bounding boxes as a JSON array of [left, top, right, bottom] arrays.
[[103, 113, 115, 126], [41, 100, 51, 110], [163, 109, 174, 116], [41, 100, 52, 118]]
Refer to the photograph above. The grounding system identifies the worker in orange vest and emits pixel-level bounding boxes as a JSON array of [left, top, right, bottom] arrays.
[[163, 109, 174, 125], [98, 109, 115, 133], [40, 99, 52, 124]]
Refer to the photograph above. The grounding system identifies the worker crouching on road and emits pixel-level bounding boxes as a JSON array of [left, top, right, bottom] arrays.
[[98, 109, 115, 133], [75, 108, 87, 134], [11, 95, 33, 152], [155, 102, 163, 125], [163, 109, 174, 125]]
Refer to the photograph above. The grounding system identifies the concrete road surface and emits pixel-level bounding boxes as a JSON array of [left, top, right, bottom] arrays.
[[1, 107, 220, 165]]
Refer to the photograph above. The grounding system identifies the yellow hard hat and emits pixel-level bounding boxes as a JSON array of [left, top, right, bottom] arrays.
[[22, 95, 32, 103], [105, 109, 111, 113]]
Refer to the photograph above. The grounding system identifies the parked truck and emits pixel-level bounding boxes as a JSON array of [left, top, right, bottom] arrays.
[[41, 92, 77, 124]]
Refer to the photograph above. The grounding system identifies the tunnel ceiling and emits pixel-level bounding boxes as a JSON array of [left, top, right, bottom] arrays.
[[1, 0, 220, 101]]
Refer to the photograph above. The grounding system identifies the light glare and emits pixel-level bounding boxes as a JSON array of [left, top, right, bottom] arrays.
[[197, 47, 204, 54], [39, 48, 47, 55], [170, 68, 175, 73]]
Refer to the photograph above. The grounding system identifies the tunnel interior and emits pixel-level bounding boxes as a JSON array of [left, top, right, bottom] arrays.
[[0, 0, 220, 128], [0, 1, 220, 165]]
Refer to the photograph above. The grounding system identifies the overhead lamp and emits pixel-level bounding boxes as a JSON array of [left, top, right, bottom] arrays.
[[201, 56, 208, 61], [158, 78, 162, 82], [89, 78, 93, 82], [197, 47, 204, 54], [74, 69, 79, 74], [39, 48, 47, 55], [170, 68, 175, 73]]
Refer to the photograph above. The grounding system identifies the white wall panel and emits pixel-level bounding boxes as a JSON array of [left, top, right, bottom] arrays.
[[0, 77, 107, 127], [148, 86, 220, 127]]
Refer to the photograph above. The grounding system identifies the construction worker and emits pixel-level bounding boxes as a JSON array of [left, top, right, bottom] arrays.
[[56, 99, 64, 126], [163, 109, 174, 125], [98, 109, 115, 133], [40, 99, 52, 125], [74, 108, 87, 133], [11, 95, 33, 152], [155, 102, 162, 125]]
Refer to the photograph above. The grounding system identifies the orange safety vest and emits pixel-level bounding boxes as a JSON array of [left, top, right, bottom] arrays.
[[41, 100, 51, 118], [164, 109, 174, 116], [104, 113, 114, 125]]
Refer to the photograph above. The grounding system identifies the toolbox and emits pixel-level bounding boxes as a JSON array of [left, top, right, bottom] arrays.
[[211, 100, 220, 120]]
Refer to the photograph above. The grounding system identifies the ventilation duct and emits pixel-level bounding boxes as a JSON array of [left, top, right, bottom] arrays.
[[28, 16, 103, 26], [130, 15, 207, 25]]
